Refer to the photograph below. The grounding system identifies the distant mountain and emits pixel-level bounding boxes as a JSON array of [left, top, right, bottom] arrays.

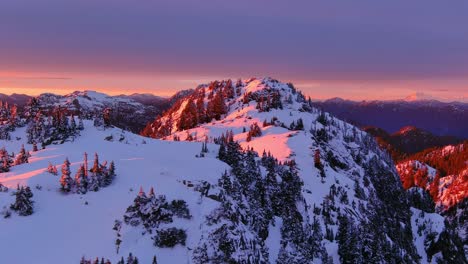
[[32, 91, 169, 133], [0, 93, 32, 107], [364, 125, 462, 161], [315, 98, 468, 139], [121, 93, 168, 106], [0, 91, 189, 133], [403, 92, 437, 102]]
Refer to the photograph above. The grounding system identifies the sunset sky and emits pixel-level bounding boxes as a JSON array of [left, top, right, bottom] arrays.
[[1, 0, 468, 101]]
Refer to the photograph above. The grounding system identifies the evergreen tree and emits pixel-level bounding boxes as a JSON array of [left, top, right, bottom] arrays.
[[0, 147, 12, 172], [14, 144, 30, 165], [337, 214, 360, 264], [70, 115, 77, 132], [91, 153, 101, 175], [78, 117, 85, 130], [47, 162, 58, 175], [84, 152, 89, 177], [88, 173, 100, 192], [60, 158, 73, 192], [10, 185, 34, 216], [75, 164, 88, 194], [103, 161, 116, 187]]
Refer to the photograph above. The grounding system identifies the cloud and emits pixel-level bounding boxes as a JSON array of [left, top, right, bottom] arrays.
[[15, 77, 72, 80]]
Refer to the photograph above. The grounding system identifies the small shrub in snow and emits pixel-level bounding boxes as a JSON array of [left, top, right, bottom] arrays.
[[1, 206, 11, 218], [153, 228, 187, 248], [0, 183, 8, 192], [168, 200, 192, 219], [47, 162, 58, 175]]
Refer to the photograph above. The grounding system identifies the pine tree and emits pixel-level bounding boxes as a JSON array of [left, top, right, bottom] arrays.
[[91, 153, 100, 175], [126, 253, 139, 264], [70, 115, 77, 132], [124, 187, 148, 226], [75, 164, 88, 194], [60, 158, 73, 192], [84, 152, 89, 177], [14, 144, 30, 165], [78, 117, 84, 130], [10, 185, 34, 216], [47, 162, 58, 175], [152, 255, 158, 264], [314, 149, 323, 171], [88, 174, 100, 192], [102, 161, 116, 187], [429, 173, 440, 200], [0, 147, 12, 172]]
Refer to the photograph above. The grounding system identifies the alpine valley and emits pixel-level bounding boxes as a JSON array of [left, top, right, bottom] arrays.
[[0, 78, 466, 264]]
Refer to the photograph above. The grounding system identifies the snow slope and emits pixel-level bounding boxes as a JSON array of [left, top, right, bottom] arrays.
[[1, 77, 465, 263], [146, 77, 464, 263], [0, 121, 227, 263]]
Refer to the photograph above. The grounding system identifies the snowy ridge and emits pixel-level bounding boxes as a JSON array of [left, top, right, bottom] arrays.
[[0, 121, 228, 263], [0, 77, 465, 263], [144, 77, 466, 263]]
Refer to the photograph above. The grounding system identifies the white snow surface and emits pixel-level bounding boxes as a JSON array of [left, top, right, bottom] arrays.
[[0, 121, 227, 263], [0, 78, 454, 263]]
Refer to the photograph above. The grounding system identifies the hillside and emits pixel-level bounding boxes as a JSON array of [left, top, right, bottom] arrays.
[[0, 78, 465, 263], [396, 142, 468, 251], [143, 77, 466, 263], [363, 126, 462, 161]]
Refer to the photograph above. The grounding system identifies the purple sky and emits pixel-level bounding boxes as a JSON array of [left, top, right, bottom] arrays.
[[1, 0, 467, 101]]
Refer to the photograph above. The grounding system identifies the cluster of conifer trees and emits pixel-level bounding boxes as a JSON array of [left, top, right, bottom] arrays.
[[120, 187, 190, 249], [193, 137, 328, 263], [0, 145, 31, 172], [59, 153, 116, 194], [80, 253, 158, 264], [26, 107, 84, 146], [0, 101, 20, 140]]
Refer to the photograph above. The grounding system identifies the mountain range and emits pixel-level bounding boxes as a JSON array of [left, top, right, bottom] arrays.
[[315, 97, 468, 139], [0, 78, 466, 263]]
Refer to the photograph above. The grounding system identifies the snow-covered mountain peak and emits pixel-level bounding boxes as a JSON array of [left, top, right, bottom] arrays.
[[1, 78, 465, 263], [142, 77, 311, 139], [404, 92, 436, 102]]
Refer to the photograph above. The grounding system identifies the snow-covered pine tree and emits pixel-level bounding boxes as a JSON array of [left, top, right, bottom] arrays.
[[0, 147, 12, 172], [78, 117, 84, 130], [125, 253, 139, 264], [84, 152, 89, 177], [70, 115, 77, 132], [60, 158, 73, 192], [47, 162, 58, 175], [90, 153, 100, 176], [14, 144, 30, 165], [102, 160, 116, 187], [10, 185, 34, 216], [88, 174, 100, 192], [124, 187, 149, 226], [75, 164, 88, 194]]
